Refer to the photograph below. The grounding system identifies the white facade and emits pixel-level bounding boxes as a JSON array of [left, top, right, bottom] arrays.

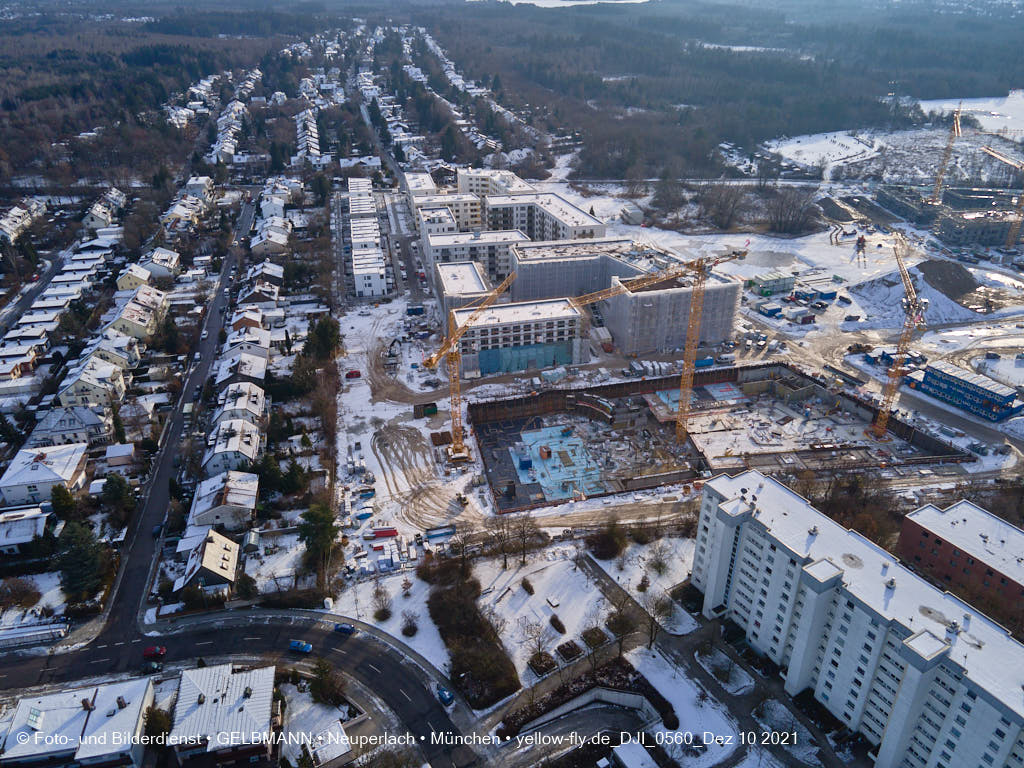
[[484, 193, 606, 242], [456, 168, 535, 197], [693, 470, 1024, 768], [425, 229, 530, 280]]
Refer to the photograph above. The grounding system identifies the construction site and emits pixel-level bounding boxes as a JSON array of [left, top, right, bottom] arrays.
[[467, 361, 973, 513]]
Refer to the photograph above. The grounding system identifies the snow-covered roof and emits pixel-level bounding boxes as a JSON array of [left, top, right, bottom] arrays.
[[706, 469, 1024, 720], [907, 500, 1024, 586], [453, 298, 581, 329], [169, 664, 274, 749], [0, 443, 87, 487], [189, 471, 258, 523], [1, 678, 151, 762], [174, 529, 239, 591], [428, 230, 529, 248], [436, 261, 489, 296], [0, 507, 51, 547]]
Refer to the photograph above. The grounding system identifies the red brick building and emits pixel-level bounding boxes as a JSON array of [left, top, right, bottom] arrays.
[[898, 499, 1024, 603]]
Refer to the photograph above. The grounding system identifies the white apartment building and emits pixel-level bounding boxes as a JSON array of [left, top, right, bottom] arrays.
[[412, 194, 481, 231], [456, 168, 535, 197], [348, 194, 377, 219], [435, 261, 491, 319], [484, 193, 606, 242], [692, 469, 1024, 768], [349, 217, 381, 250], [405, 172, 438, 197], [425, 229, 530, 280], [352, 246, 388, 298]]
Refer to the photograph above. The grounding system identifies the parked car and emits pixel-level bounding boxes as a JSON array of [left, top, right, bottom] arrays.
[[436, 684, 455, 706], [334, 623, 356, 635], [143, 646, 166, 660], [151, 523, 164, 539], [345, 370, 362, 379], [288, 640, 313, 653], [201, 330, 209, 340], [143, 661, 163, 674]]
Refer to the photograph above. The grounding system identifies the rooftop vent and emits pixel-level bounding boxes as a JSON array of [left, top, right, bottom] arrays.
[[198, 693, 206, 705], [808, 526, 819, 535], [81, 698, 94, 711], [244, 686, 252, 698], [885, 578, 896, 589], [116, 696, 127, 710]]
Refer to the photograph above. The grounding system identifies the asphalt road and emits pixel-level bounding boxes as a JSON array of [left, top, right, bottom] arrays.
[[0, 252, 63, 335], [0, 197, 479, 767]]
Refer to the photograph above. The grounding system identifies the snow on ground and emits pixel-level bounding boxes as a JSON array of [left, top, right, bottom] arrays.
[[696, 647, 755, 696], [765, 131, 880, 178], [279, 683, 358, 764], [628, 646, 738, 768], [976, 355, 1024, 388], [245, 533, 311, 592], [0, 573, 66, 628], [754, 698, 822, 767], [326, 570, 450, 674], [474, 549, 607, 681], [590, 538, 698, 635], [918, 90, 1024, 134]]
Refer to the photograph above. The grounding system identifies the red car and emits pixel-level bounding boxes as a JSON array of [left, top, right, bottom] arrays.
[[143, 646, 166, 660], [345, 370, 361, 379]]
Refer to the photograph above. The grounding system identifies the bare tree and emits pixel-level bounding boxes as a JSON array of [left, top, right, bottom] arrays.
[[606, 589, 636, 658], [371, 578, 392, 621], [485, 515, 513, 570], [510, 514, 539, 566], [640, 591, 674, 649], [764, 186, 819, 234], [697, 182, 746, 229], [449, 523, 477, 577], [519, 616, 550, 661]]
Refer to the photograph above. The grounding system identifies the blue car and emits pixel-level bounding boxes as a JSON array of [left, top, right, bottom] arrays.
[[436, 684, 454, 706], [288, 640, 313, 653], [334, 623, 356, 635]]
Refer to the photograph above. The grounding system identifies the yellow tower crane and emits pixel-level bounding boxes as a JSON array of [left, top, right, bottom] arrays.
[[981, 146, 1024, 250], [929, 103, 962, 204], [423, 272, 515, 461], [567, 249, 746, 442], [870, 233, 928, 439]]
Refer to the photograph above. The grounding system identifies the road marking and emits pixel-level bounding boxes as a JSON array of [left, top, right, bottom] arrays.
[[114, 642, 125, 646], [95, 644, 107, 649], [399, 689, 411, 702], [244, 637, 260, 641], [131, 639, 141, 643], [90, 658, 111, 664], [196, 641, 213, 646], [367, 663, 381, 674]]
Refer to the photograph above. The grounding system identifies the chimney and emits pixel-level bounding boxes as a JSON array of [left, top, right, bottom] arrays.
[[243, 686, 252, 698], [116, 696, 127, 710], [198, 693, 206, 705], [81, 697, 94, 711]]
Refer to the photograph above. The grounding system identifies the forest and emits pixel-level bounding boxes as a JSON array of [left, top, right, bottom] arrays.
[[416, 0, 1024, 178]]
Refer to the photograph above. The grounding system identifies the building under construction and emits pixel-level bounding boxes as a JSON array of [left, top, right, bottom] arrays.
[[469, 362, 972, 512], [876, 185, 1024, 248], [436, 237, 741, 360]]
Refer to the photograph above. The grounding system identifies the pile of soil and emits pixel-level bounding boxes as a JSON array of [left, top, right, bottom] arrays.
[[916, 259, 980, 301]]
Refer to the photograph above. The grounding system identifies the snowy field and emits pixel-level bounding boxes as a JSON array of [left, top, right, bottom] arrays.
[[590, 538, 699, 635], [628, 647, 739, 768], [919, 90, 1024, 134], [325, 570, 450, 673], [696, 647, 756, 696], [475, 548, 609, 681], [765, 131, 880, 177], [753, 698, 822, 766]]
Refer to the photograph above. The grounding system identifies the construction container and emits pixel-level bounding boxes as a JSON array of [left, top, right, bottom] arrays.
[[539, 445, 552, 460], [413, 402, 438, 418]]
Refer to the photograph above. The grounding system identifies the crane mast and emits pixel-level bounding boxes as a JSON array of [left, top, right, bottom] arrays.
[[930, 103, 962, 204], [870, 234, 927, 439], [424, 272, 515, 460]]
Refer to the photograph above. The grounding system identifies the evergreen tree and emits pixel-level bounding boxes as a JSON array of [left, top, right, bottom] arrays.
[[50, 485, 76, 520], [58, 522, 107, 600]]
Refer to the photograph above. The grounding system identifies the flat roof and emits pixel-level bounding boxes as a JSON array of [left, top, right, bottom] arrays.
[[706, 469, 1024, 720], [453, 298, 581, 329], [413, 193, 479, 207], [485, 193, 603, 227], [436, 261, 489, 296], [927, 360, 1016, 398], [907, 500, 1024, 585], [428, 230, 529, 247], [404, 172, 437, 195]]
